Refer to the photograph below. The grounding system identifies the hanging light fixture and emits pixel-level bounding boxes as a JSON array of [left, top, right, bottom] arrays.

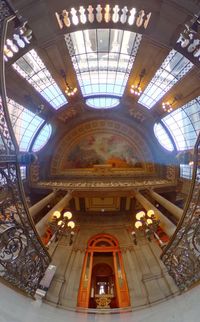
[[130, 69, 146, 97], [162, 96, 179, 113], [61, 69, 77, 97], [132, 209, 161, 245], [47, 209, 75, 247]]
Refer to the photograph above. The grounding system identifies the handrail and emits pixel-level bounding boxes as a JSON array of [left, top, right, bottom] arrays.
[[0, 5, 50, 296], [161, 131, 200, 290]]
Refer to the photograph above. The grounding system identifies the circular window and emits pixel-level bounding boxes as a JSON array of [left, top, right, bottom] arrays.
[[86, 97, 120, 109]]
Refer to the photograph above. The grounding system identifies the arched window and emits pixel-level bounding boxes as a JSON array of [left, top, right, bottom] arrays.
[[6, 98, 44, 151], [32, 123, 52, 152], [153, 123, 174, 152], [162, 96, 200, 151]]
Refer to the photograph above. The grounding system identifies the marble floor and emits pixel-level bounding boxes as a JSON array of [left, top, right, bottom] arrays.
[[0, 283, 200, 322]]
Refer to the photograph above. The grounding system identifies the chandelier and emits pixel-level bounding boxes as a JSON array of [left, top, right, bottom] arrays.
[[65, 83, 77, 97], [61, 69, 77, 97], [131, 210, 163, 245], [162, 96, 178, 113], [130, 69, 146, 97], [47, 210, 75, 247]]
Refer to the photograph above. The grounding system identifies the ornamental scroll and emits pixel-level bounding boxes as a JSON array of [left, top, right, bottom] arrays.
[[161, 133, 200, 290], [0, 1, 50, 296]]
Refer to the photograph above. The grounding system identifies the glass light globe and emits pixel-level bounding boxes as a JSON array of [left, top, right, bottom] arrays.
[[136, 211, 145, 220], [135, 221, 142, 229], [63, 211, 72, 220], [147, 218, 153, 225], [68, 221, 75, 229], [53, 211, 61, 219], [57, 220, 63, 226], [147, 210, 154, 217]]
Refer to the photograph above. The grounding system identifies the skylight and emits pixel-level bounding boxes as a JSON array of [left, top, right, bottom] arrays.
[[86, 97, 120, 109], [65, 29, 142, 101], [32, 123, 52, 152], [153, 123, 174, 151], [162, 96, 200, 151], [138, 50, 193, 109], [6, 98, 44, 151], [12, 49, 67, 110]]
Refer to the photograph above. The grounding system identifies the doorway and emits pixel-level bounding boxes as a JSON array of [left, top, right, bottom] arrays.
[[77, 234, 130, 309]]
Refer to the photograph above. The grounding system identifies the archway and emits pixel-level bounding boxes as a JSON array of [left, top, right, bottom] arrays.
[[77, 234, 130, 309]]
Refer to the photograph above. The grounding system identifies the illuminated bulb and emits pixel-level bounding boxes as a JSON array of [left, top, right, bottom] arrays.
[[57, 220, 63, 226], [4, 45, 13, 58], [130, 85, 142, 96], [6, 39, 19, 53], [135, 221, 142, 229], [63, 211, 72, 219], [162, 102, 173, 113], [67, 221, 75, 229], [53, 210, 61, 219], [147, 210, 154, 217], [136, 211, 145, 220], [147, 218, 153, 225]]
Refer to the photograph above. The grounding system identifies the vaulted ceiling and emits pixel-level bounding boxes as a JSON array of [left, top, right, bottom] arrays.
[[4, 0, 200, 205]]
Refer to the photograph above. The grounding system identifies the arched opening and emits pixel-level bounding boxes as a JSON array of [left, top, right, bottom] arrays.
[[77, 234, 130, 309]]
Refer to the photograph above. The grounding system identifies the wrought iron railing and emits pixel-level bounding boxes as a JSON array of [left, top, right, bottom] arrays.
[[161, 132, 200, 290], [0, 1, 50, 296]]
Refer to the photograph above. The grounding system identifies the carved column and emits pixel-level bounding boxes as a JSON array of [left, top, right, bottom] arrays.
[[36, 191, 72, 236], [122, 248, 148, 307], [135, 191, 176, 236], [149, 190, 183, 221], [29, 190, 56, 219], [59, 249, 85, 308]]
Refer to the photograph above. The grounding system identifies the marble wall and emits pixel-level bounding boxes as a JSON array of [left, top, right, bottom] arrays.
[[45, 221, 178, 310]]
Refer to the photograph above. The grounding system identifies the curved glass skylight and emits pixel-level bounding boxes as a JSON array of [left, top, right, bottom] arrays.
[[154, 123, 174, 151], [6, 98, 44, 151], [139, 49, 193, 109], [32, 123, 52, 152], [65, 29, 142, 98], [12, 49, 67, 110], [86, 97, 120, 109], [162, 96, 200, 151]]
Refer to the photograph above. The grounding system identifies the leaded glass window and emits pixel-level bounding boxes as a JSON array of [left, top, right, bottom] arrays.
[[65, 29, 142, 104], [139, 50, 193, 109], [162, 96, 200, 151], [6, 98, 44, 151], [12, 49, 67, 110], [32, 123, 52, 152], [153, 123, 174, 151]]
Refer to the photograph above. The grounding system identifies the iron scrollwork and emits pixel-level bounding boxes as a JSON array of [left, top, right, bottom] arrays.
[[0, 1, 50, 296], [161, 133, 200, 290]]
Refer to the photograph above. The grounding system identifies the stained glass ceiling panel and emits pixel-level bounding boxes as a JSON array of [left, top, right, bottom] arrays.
[[2, 98, 44, 151], [162, 96, 200, 151], [12, 49, 68, 110], [65, 29, 142, 99], [138, 49, 193, 109], [86, 97, 120, 109]]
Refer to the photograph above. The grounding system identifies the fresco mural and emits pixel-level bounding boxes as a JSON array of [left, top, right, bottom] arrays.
[[63, 133, 143, 169]]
